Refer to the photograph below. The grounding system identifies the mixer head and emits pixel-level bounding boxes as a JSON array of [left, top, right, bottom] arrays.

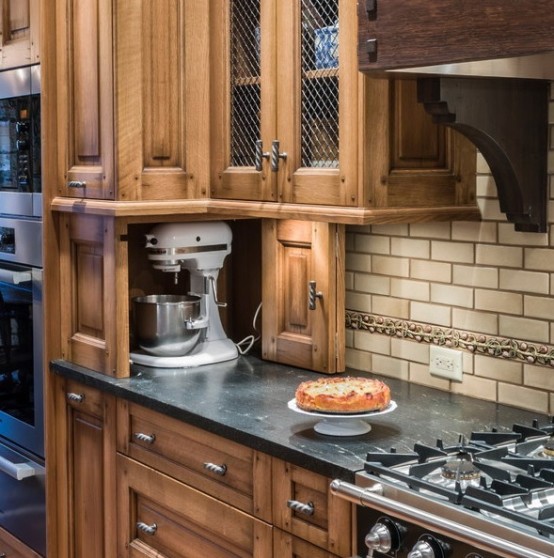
[[144, 221, 232, 273]]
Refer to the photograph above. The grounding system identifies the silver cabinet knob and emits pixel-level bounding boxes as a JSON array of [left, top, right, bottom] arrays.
[[287, 499, 314, 516], [66, 392, 85, 403], [136, 521, 157, 536], [203, 462, 227, 476], [133, 432, 156, 444]]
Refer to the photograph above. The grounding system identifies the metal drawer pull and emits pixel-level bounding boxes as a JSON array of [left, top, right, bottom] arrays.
[[66, 392, 85, 403], [255, 140, 270, 172], [287, 499, 315, 516], [67, 180, 86, 188], [271, 140, 287, 172], [136, 522, 157, 536], [308, 280, 323, 310], [203, 462, 227, 476], [133, 432, 156, 444]]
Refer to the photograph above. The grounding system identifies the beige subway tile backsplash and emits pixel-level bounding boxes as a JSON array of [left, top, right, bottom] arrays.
[[372, 296, 410, 319], [372, 255, 410, 277], [524, 295, 554, 319], [452, 308, 498, 335], [431, 283, 474, 308], [344, 93, 554, 414], [431, 241, 474, 263], [411, 302, 451, 327], [409, 222, 451, 239], [474, 354, 522, 384], [451, 221, 497, 243], [391, 237, 430, 259], [498, 268, 549, 294], [525, 247, 554, 271], [498, 383, 549, 413], [354, 273, 390, 296], [452, 265, 498, 289], [475, 289, 523, 315], [391, 278, 429, 301], [411, 260, 452, 283], [499, 315, 550, 343], [475, 244, 523, 268]]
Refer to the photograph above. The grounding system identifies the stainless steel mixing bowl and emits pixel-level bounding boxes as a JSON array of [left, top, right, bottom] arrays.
[[133, 294, 204, 356]]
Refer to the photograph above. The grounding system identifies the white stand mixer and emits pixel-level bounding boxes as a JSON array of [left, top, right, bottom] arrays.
[[129, 221, 239, 368]]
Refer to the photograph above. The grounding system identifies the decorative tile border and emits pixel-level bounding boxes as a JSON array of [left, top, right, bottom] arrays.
[[346, 310, 554, 367]]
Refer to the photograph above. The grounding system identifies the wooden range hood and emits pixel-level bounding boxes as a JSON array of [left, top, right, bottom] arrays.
[[358, 0, 554, 232]]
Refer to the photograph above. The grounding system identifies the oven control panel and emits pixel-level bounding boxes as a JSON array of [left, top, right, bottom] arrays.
[[0, 226, 15, 254], [357, 509, 499, 558]]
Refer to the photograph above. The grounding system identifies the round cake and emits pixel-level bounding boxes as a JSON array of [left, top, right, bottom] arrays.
[[295, 376, 391, 414]]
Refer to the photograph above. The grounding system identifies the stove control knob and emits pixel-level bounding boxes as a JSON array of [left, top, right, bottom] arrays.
[[408, 535, 451, 558], [364, 517, 404, 556]]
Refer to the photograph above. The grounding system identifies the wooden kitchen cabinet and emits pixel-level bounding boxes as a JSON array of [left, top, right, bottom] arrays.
[[0, 0, 39, 69], [273, 530, 344, 558], [55, 0, 210, 201], [53, 378, 117, 558], [272, 458, 353, 557], [262, 219, 344, 373], [117, 399, 272, 520], [210, 0, 477, 218], [58, 213, 128, 376], [117, 455, 273, 558]]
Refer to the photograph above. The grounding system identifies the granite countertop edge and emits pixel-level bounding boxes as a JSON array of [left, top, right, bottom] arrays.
[[50, 356, 548, 482]]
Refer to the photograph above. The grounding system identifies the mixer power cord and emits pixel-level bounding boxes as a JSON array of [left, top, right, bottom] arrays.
[[235, 302, 262, 355]]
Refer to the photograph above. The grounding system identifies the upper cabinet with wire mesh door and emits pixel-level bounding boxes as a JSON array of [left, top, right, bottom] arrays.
[[209, 0, 478, 222], [210, 0, 358, 206]]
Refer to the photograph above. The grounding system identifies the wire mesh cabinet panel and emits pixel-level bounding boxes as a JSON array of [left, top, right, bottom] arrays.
[[210, 0, 360, 206]]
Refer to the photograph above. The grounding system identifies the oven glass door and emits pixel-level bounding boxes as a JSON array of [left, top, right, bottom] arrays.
[[0, 261, 43, 458]]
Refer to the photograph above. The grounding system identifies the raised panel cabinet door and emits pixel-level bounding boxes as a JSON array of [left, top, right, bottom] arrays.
[[0, 0, 39, 69], [59, 214, 121, 375], [62, 380, 117, 558], [116, 0, 209, 201], [261, 219, 345, 373], [276, 0, 359, 206], [56, 0, 114, 199], [210, 0, 279, 202], [272, 459, 352, 556], [364, 78, 476, 210], [117, 455, 273, 558]]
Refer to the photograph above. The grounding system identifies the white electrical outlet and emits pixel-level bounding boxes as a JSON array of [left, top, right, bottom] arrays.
[[429, 346, 463, 382]]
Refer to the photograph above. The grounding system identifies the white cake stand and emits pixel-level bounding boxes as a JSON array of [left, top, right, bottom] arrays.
[[287, 399, 397, 436]]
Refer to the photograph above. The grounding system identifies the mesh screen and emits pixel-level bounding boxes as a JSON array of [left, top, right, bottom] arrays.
[[230, 0, 261, 167], [301, 0, 339, 168]]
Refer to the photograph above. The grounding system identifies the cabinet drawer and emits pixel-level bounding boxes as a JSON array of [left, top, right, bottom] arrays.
[[117, 455, 272, 558], [64, 379, 104, 416], [117, 401, 271, 519], [274, 529, 343, 558], [272, 458, 352, 557]]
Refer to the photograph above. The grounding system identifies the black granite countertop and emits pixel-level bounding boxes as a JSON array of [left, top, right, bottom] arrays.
[[51, 355, 547, 482]]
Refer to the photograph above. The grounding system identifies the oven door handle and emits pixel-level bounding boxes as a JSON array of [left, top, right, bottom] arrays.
[[0, 454, 44, 481], [0, 268, 32, 285], [330, 479, 552, 558]]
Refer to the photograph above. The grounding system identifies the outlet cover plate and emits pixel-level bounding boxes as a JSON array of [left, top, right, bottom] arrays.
[[429, 346, 463, 382]]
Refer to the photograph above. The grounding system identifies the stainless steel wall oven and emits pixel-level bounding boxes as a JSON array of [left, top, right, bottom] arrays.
[[0, 65, 41, 219], [0, 215, 45, 555]]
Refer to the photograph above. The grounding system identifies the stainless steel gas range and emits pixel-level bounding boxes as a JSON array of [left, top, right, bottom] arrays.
[[331, 419, 554, 558]]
